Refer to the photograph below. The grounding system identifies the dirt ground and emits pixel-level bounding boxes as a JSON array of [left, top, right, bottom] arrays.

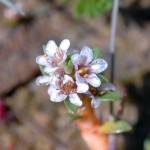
[[0, 0, 149, 149]]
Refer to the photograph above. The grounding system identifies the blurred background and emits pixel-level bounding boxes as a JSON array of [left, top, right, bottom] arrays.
[[0, 0, 149, 149]]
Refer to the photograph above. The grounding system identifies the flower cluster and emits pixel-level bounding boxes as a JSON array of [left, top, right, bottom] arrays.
[[36, 39, 108, 107]]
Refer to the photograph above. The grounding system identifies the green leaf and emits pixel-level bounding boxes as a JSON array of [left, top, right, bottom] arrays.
[[66, 112, 82, 121], [100, 120, 132, 134], [64, 54, 73, 74], [100, 91, 120, 101], [144, 136, 150, 150], [74, 0, 112, 17], [63, 0, 70, 5], [98, 75, 109, 83], [93, 48, 102, 59], [64, 99, 78, 113]]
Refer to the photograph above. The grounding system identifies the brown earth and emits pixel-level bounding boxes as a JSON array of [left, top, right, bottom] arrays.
[[0, 0, 149, 149]]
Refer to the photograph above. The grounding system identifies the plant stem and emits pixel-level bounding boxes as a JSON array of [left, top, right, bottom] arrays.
[[75, 95, 108, 150], [109, 0, 119, 117], [82, 95, 100, 124]]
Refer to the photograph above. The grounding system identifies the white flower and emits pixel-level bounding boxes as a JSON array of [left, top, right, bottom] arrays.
[[36, 76, 51, 85], [36, 75, 60, 88], [36, 39, 70, 75], [71, 46, 108, 88], [48, 75, 89, 106], [36, 40, 108, 108]]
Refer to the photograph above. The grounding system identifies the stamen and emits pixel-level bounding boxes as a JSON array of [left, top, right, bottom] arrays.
[[61, 81, 76, 95], [78, 67, 89, 76]]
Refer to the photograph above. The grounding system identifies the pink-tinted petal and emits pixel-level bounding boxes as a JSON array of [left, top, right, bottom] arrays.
[[55, 67, 65, 76], [75, 72, 85, 83], [63, 75, 74, 84], [85, 73, 101, 87], [80, 47, 93, 65], [50, 76, 61, 88], [44, 67, 58, 74], [59, 39, 70, 53], [69, 93, 82, 106], [90, 59, 108, 73], [61, 52, 67, 64], [45, 40, 57, 57], [48, 87, 67, 102], [36, 55, 48, 66], [36, 76, 51, 85], [71, 53, 87, 67], [71, 53, 80, 66], [77, 82, 89, 93]]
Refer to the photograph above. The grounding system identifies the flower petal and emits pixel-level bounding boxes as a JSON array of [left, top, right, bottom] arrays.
[[36, 55, 48, 66], [90, 59, 108, 73], [48, 87, 67, 102], [91, 97, 101, 108], [59, 39, 70, 53], [76, 82, 89, 93], [71, 53, 87, 67], [50, 76, 61, 88], [69, 93, 82, 106], [45, 40, 58, 57], [75, 72, 85, 83], [80, 47, 93, 64], [75, 72, 89, 92], [36, 76, 51, 85], [71, 53, 80, 66], [61, 52, 67, 64], [44, 67, 58, 74], [85, 73, 101, 87], [63, 75, 74, 84]]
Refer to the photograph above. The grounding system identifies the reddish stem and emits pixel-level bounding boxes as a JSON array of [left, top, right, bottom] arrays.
[[75, 95, 108, 150]]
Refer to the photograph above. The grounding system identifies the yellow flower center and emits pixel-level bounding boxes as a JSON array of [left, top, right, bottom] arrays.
[[78, 67, 89, 77]]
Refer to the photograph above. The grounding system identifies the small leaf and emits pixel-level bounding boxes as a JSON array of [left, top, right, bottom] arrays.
[[100, 120, 132, 134], [66, 112, 82, 121], [93, 48, 101, 59], [98, 75, 108, 83], [64, 99, 78, 113], [74, 0, 112, 17], [99, 83, 116, 92], [144, 136, 150, 150], [63, 0, 70, 5], [100, 91, 120, 101], [64, 54, 73, 74]]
